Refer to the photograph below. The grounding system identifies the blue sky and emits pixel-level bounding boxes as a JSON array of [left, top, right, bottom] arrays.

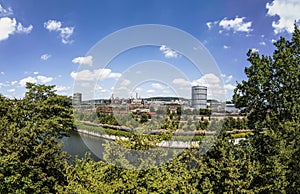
[[0, 0, 299, 101]]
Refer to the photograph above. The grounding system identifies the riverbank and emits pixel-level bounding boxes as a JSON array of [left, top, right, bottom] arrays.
[[74, 128, 202, 149]]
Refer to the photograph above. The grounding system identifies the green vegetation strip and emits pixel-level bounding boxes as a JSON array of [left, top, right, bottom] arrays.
[[230, 132, 254, 138], [76, 122, 219, 141], [76, 122, 132, 138]]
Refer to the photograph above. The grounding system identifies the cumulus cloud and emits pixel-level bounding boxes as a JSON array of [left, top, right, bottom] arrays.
[[0, 4, 13, 16], [11, 81, 17, 85], [224, 84, 235, 90], [151, 83, 165, 90], [70, 68, 121, 81], [191, 73, 221, 86], [219, 17, 252, 33], [206, 22, 213, 30], [120, 79, 131, 86], [0, 82, 8, 88], [266, 0, 300, 34], [7, 88, 15, 93], [55, 85, 69, 91], [0, 4, 32, 41], [19, 75, 53, 86], [16, 22, 33, 33], [37, 75, 53, 83], [250, 48, 259, 53], [19, 76, 37, 86], [206, 21, 218, 29], [0, 17, 17, 40], [223, 75, 233, 83], [172, 78, 191, 86], [146, 89, 155, 94], [72, 56, 93, 66], [160, 45, 179, 58], [41, 54, 51, 61], [44, 20, 74, 44], [54, 85, 70, 95], [0, 17, 32, 41]]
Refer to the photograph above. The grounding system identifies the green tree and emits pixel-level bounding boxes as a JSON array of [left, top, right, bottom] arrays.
[[0, 83, 74, 193], [140, 113, 149, 124], [233, 25, 300, 192], [233, 25, 300, 129]]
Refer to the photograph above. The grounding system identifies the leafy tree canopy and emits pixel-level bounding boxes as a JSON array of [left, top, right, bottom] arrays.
[[0, 83, 74, 193], [233, 24, 300, 129]]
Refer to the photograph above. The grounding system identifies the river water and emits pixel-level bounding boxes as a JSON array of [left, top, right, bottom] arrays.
[[62, 130, 206, 163], [62, 130, 105, 161]]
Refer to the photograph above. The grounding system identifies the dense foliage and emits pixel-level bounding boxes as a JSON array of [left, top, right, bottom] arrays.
[[0, 25, 299, 193], [0, 83, 74, 193]]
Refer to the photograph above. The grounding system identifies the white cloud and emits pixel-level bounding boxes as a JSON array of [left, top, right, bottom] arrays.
[[44, 20, 74, 44], [0, 82, 8, 88], [0, 17, 16, 41], [172, 78, 191, 86], [33, 71, 39, 75], [206, 21, 218, 29], [223, 75, 233, 83], [159, 45, 179, 58], [0, 71, 4, 75], [72, 56, 93, 66], [120, 79, 131, 86], [191, 73, 221, 86], [44, 20, 61, 31], [41, 54, 51, 61], [224, 84, 235, 90], [0, 17, 33, 41], [266, 0, 300, 34], [11, 81, 17, 85], [259, 41, 266, 46], [16, 22, 33, 34], [151, 83, 165, 90], [0, 4, 13, 16], [7, 88, 15, 93], [250, 48, 259, 53], [219, 17, 253, 33], [146, 89, 155, 93], [19, 75, 53, 86], [37, 75, 53, 83], [55, 85, 69, 92], [206, 22, 212, 29], [54, 85, 70, 95], [19, 76, 37, 86], [223, 45, 230, 49], [70, 68, 121, 81]]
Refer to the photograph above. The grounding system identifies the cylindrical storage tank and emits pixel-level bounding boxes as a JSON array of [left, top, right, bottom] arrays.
[[191, 86, 207, 109]]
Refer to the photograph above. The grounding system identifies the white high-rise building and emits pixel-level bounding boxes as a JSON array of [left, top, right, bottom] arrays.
[[191, 86, 207, 109]]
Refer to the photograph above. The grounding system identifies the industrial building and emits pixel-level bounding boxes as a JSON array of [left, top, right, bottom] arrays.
[[72, 93, 82, 105], [191, 86, 207, 109]]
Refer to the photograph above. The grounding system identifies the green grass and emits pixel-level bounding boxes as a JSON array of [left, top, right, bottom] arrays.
[[230, 132, 254, 138]]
